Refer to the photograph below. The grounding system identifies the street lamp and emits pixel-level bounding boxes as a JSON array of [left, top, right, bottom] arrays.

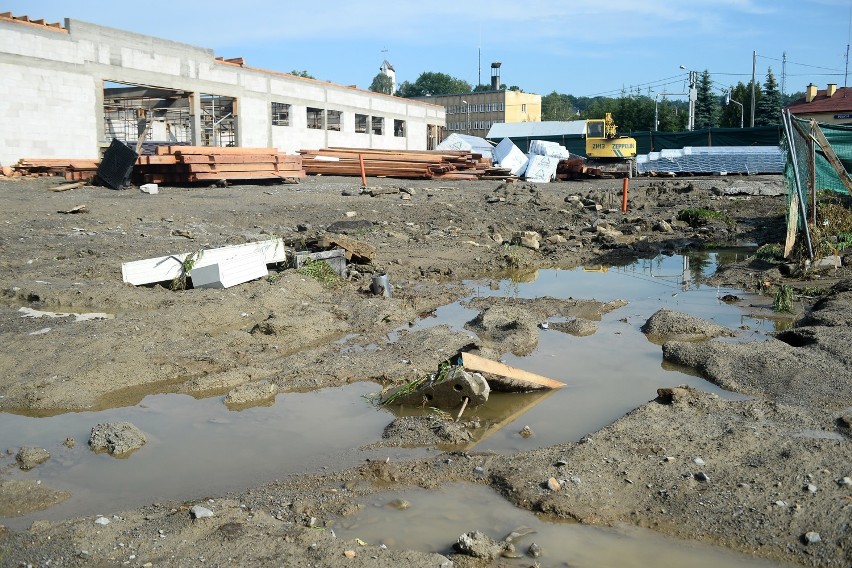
[[654, 92, 687, 131], [460, 98, 468, 134], [725, 91, 744, 129], [679, 65, 698, 131]]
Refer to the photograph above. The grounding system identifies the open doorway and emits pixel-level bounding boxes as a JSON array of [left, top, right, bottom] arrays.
[[103, 81, 192, 154]]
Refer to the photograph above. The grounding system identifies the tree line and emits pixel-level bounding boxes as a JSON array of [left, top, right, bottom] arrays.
[[370, 68, 801, 133]]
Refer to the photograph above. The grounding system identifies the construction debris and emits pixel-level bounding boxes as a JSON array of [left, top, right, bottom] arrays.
[[460, 352, 565, 391], [12, 158, 99, 181], [299, 147, 495, 180], [318, 233, 375, 263], [382, 367, 491, 408], [134, 146, 304, 184], [121, 238, 287, 286]]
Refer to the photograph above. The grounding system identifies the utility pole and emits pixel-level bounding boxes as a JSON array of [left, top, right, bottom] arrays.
[[687, 71, 697, 131], [750, 50, 756, 127], [781, 51, 787, 95]]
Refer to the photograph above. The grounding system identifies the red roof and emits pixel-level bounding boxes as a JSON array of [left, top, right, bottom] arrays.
[[786, 87, 852, 114]]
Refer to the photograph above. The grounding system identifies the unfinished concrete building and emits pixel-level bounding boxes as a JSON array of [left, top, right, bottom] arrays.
[[0, 13, 446, 166]]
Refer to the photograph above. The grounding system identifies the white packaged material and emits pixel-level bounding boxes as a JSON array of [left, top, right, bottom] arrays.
[[529, 140, 571, 159], [493, 138, 529, 176], [524, 154, 558, 183], [140, 183, 158, 194]]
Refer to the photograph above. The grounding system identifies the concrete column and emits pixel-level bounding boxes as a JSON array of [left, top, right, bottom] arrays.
[[189, 93, 202, 145]]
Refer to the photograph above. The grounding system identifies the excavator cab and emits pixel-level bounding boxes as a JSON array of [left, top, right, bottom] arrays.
[[584, 112, 637, 177]]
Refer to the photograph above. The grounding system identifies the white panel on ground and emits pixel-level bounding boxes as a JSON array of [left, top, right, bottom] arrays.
[[190, 251, 268, 289], [121, 238, 286, 285], [524, 154, 558, 183]]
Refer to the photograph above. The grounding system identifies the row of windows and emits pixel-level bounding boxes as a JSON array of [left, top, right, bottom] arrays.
[[271, 102, 405, 136], [447, 103, 505, 114], [449, 121, 494, 131]]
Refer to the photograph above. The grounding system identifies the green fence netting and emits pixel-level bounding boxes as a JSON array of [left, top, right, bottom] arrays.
[[784, 117, 852, 198]]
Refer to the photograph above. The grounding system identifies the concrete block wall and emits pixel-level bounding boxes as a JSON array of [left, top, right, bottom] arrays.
[[0, 16, 446, 164]]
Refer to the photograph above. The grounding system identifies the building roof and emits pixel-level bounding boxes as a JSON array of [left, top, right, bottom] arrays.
[[786, 87, 852, 114], [381, 59, 395, 72], [486, 120, 587, 139]]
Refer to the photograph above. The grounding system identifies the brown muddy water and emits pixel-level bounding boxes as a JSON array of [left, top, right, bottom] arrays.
[[334, 483, 796, 567], [0, 251, 790, 539]]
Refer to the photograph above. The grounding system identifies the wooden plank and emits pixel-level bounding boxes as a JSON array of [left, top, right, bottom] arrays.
[[174, 146, 279, 155], [461, 352, 565, 390], [784, 191, 799, 258], [179, 154, 281, 164], [186, 163, 280, 173], [50, 181, 86, 192]]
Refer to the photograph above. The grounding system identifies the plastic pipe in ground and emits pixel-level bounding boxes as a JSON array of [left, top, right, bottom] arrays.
[[621, 178, 629, 212]]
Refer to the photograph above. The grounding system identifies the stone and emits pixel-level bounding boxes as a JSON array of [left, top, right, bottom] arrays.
[[387, 498, 410, 510], [694, 472, 709, 482], [453, 530, 503, 560], [296, 223, 312, 232], [344, 550, 356, 558], [806, 484, 817, 493], [519, 425, 534, 438], [223, 381, 278, 407], [64, 437, 75, 448], [546, 234, 567, 244], [95, 516, 110, 525], [344, 211, 357, 218], [803, 531, 821, 544], [547, 477, 561, 491], [654, 220, 674, 233], [551, 318, 597, 337], [528, 542, 542, 558], [656, 386, 694, 404], [190, 505, 214, 519], [693, 457, 705, 466], [837, 477, 852, 486], [16, 447, 50, 470], [88, 422, 147, 456]]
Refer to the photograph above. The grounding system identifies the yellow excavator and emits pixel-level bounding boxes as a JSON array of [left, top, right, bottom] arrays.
[[585, 113, 637, 177]]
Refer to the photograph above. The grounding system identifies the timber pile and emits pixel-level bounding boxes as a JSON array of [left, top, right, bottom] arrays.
[[556, 158, 603, 180], [134, 146, 305, 184], [12, 158, 99, 181], [299, 147, 497, 180]]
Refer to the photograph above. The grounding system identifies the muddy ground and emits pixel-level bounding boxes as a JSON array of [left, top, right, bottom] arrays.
[[0, 173, 850, 567]]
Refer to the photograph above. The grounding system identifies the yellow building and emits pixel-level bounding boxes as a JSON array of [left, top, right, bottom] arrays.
[[419, 89, 542, 138]]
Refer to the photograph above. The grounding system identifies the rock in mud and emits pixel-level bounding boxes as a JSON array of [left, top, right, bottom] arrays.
[[453, 530, 504, 560], [551, 318, 598, 337], [89, 422, 147, 456], [378, 416, 472, 447], [16, 447, 50, 470], [642, 309, 736, 340], [190, 505, 215, 519], [465, 304, 539, 355], [224, 380, 278, 407]]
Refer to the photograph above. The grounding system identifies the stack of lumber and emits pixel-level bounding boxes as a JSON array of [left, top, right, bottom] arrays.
[[556, 158, 603, 180], [134, 146, 304, 184], [12, 158, 99, 181], [299, 147, 498, 180]]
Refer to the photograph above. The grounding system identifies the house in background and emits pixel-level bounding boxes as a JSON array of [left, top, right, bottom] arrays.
[[410, 62, 542, 139], [786, 83, 852, 125]]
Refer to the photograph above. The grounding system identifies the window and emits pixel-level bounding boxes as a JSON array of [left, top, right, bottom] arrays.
[[355, 113, 368, 133], [306, 107, 323, 129], [498, 103, 504, 111], [326, 109, 342, 131], [394, 119, 405, 137], [522, 103, 527, 112], [485, 103, 492, 112], [479, 104, 484, 112], [271, 102, 291, 126], [371, 116, 384, 135]]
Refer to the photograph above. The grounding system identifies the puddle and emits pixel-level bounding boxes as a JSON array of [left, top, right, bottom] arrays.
[[388, 251, 784, 453], [334, 483, 793, 567], [0, 251, 793, 541], [0, 383, 400, 530], [18, 306, 114, 321]]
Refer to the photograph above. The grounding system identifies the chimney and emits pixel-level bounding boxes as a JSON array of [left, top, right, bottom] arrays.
[[806, 83, 818, 103], [827, 83, 837, 97], [490, 61, 502, 90]]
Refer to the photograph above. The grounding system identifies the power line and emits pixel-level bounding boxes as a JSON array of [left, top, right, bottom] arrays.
[[581, 73, 687, 98], [757, 54, 842, 72]]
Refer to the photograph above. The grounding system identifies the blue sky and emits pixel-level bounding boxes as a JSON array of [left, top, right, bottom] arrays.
[[6, 1, 851, 100]]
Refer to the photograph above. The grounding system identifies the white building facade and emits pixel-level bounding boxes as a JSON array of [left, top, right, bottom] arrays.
[[0, 15, 445, 165]]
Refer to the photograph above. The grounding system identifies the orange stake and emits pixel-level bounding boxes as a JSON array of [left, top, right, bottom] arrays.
[[358, 153, 367, 187], [621, 177, 629, 212]]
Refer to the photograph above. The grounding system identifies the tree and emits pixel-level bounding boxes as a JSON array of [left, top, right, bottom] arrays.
[[472, 84, 491, 92], [369, 73, 393, 95], [541, 91, 575, 121], [289, 70, 314, 79], [695, 69, 719, 129], [755, 67, 782, 126], [396, 72, 471, 97], [719, 82, 749, 128]]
